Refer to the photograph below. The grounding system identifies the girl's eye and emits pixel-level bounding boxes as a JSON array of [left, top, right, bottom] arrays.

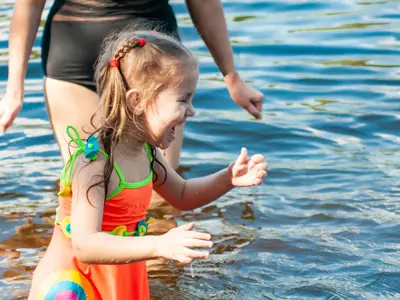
[[179, 99, 188, 103]]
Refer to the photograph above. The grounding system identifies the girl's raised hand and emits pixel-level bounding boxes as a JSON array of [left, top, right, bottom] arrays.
[[229, 147, 268, 187], [157, 223, 212, 265]]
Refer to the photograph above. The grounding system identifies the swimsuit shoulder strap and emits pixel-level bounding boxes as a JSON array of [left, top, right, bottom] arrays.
[[58, 126, 108, 197], [58, 126, 155, 198]]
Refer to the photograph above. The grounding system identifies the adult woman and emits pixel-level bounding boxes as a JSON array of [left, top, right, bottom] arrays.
[[0, 0, 264, 169]]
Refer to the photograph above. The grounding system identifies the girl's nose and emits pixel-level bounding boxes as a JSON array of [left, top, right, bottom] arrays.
[[186, 105, 196, 117]]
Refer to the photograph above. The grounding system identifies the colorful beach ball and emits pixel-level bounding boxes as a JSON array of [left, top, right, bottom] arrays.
[[37, 269, 96, 300]]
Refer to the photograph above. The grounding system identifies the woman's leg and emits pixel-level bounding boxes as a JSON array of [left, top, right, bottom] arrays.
[[44, 78, 100, 163]]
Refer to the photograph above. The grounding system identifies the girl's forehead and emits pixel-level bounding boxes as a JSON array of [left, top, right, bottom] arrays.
[[176, 69, 199, 86]]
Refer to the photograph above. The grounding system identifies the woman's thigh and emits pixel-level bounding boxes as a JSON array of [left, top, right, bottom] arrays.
[[44, 77, 100, 163]]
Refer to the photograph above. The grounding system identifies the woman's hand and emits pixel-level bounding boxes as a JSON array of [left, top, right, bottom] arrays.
[[224, 71, 264, 120], [0, 90, 23, 132]]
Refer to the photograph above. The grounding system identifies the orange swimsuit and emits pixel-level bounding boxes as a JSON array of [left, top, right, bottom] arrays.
[[36, 126, 155, 300]]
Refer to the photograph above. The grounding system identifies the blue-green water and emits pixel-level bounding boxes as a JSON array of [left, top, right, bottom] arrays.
[[0, 0, 399, 299]]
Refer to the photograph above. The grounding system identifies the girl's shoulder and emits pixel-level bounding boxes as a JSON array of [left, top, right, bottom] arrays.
[[58, 126, 109, 195]]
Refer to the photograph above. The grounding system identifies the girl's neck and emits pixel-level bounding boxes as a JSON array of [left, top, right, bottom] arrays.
[[116, 135, 145, 157]]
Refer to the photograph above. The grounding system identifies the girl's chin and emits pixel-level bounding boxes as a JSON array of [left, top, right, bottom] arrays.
[[147, 135, 173, 150], [158, 141, 171, 150]]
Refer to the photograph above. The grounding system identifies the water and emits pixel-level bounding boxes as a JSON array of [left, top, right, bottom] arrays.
[[0, 0, 399, 299]]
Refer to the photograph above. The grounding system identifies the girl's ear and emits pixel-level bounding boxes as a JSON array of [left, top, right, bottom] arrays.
[[126, 88, 144, 115], [126, 88, 139, 103]]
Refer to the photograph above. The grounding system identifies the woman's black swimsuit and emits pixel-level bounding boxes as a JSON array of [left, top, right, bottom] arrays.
[[41, 0, 179, 92]]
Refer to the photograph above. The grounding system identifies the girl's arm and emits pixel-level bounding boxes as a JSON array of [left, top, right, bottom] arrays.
[[70, 156, 212, 265], [185, 0, 264, 119], [0, 0, 45, 132], [153, 147, 268, 211]]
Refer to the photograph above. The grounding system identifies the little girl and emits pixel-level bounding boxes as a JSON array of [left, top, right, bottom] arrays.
[[29, 29, 267, 300]]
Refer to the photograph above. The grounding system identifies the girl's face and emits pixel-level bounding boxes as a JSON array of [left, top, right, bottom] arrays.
[[144, 68, 199, 149]]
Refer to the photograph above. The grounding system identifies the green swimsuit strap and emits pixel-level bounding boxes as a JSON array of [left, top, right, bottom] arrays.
[[105, 143, 154, 200], [59, 126, 108, 190], [59, 126, 154, 196], [106, 141, 153, 186]]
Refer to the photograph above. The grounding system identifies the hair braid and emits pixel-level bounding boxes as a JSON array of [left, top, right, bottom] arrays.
[[114, 39, 141, 61]]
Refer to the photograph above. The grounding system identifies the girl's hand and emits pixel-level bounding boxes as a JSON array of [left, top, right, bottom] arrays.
[[224, 72, 264, 120], [229, 147, 268, 187], [156, 223, 212, 264], [0, 90, 23, 133]]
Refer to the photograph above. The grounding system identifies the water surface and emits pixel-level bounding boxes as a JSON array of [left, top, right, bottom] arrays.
[[0, 0, 399, 299]]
